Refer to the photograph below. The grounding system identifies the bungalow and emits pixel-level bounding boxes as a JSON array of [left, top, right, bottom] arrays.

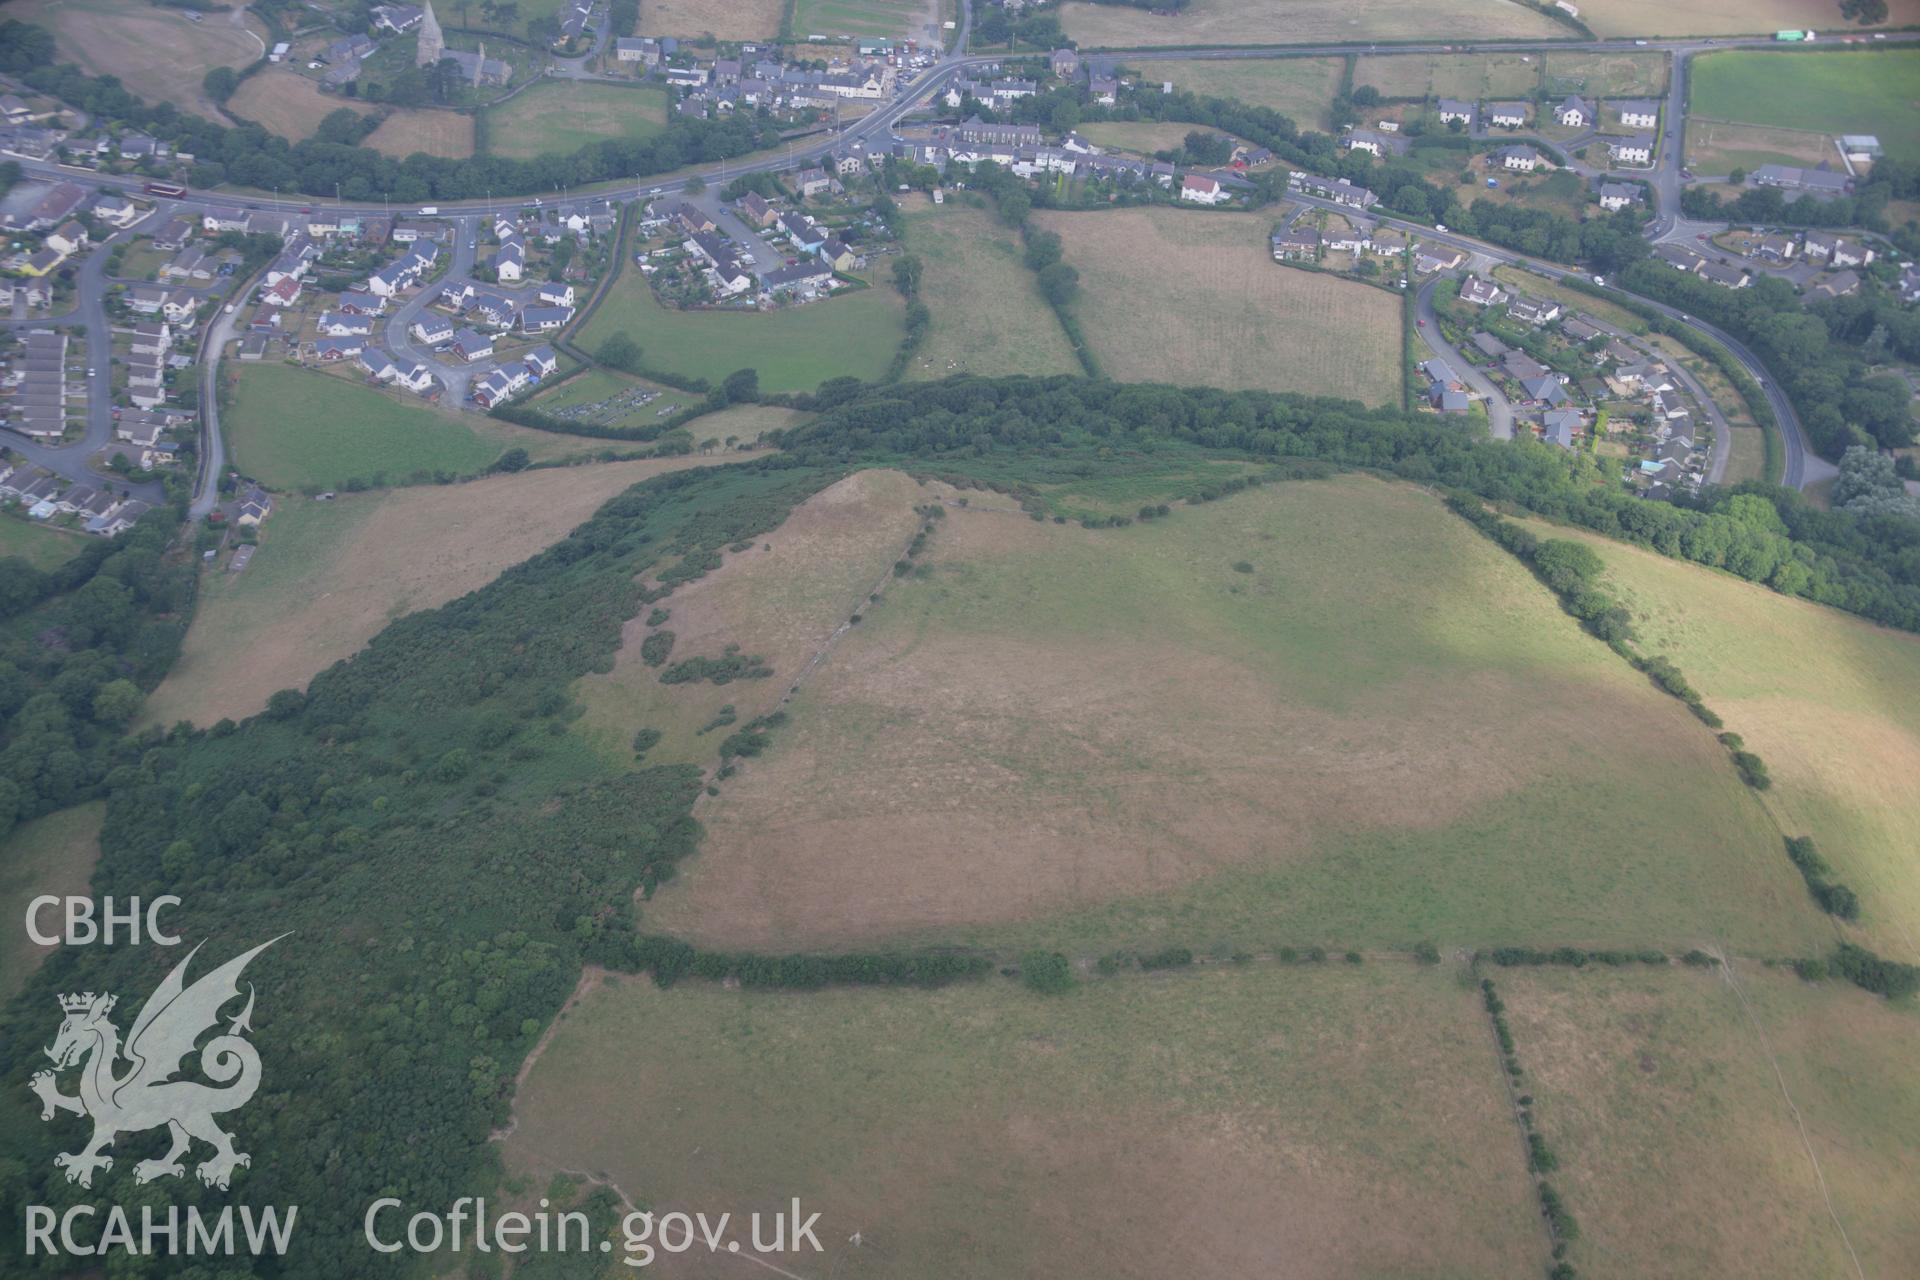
[[1508, 296, 1561, 327], [614, 37, 661, 66], [1435, 388, 1471, 414], [1272, 227, 1319, 261], [1520, 375, 1569, 406], [762, 261, 833, 295], [1652, 243, 1705, 274], [1614, 99, 1659, 129], [1414, 247, 1465, 275], [1605, 135, 1654, 167], [1597, 182, 1640, 211], [316, 310, 373, 337], [1503, 350, 1549, 382], [126, 284, 168, 315], [1808, 270, 1861, 300], [520, 305, 572, 333], [1460, 276, 1507, 307], [1700, 260, 1750, 289], [1370, 228, 1409, 256], [820, 238, 858, 272], [1179, 174, 1228, 205], [160, 246, 212, 281], [200, 206, 248, 233], [315, 335, 364, 361], [450, 327, 494, 362], [1498, 145, 1540, 172], [336, 290, 386, 315], [1471, 331, 1509, 359], [1554, 96, 1591, 129], [1422, 357, 1463, 391], [1752, 164, 1850, 195], [1344, 129, 1396, 158], [1487, 102, 1529, 128], [1754, 233, 1797, 262], [151, 217, 194, 251], [1561, 317, 1603, 345], [1540, 408, 1582, 448], [0, 94, 30, 125], [1436, 99, 1475, 127], [1326, 228, 1371, 254], [467, 292, 519, 328], [238, 334, 269, 361]]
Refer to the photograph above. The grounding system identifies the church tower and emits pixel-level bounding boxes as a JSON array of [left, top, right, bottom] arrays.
[[416, 0, 445, 68]]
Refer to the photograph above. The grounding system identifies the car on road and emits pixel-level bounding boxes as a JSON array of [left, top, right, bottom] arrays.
[[87, 368, 95, 377], [1592, 275, 1606, 286], [1416, 318, 1426, 328], [1433, 224, 1447, 233]]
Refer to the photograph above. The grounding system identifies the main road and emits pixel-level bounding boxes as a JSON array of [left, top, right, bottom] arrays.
[[13, 20, 1892, 504]]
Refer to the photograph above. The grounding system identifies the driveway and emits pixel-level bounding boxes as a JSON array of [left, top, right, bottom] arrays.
[[1416, 278, 1513, 440]]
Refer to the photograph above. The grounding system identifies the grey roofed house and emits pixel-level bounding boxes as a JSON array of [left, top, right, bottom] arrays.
[[1503, 350, 1547, 382], [1541, 409, 1582, 448], [1597, 181, 1641, 208], [1612, 99, 1660, 123], [1555, 95, 1591, 125], [1471, 331, 1508, 358], [1486, 101, 1529, 126], [1750, 164, 1850, 194], [1809, 270, 1861, 298], [1436, 98, 1475, 122], [1699, 260, 1750, 288], [1272, 226, 1320, 258], [1521, 376, 1569, 406], [1437, 388, 1471, 414], [1561, 317, 1602, 344], [1653, 243, 1704, 273], [519, 305, 572, 331], [1421, 357, 1459, 386], [762, 261, 832, 291]]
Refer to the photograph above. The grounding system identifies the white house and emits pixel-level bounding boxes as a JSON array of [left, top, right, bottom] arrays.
[[1614, 100, 1659, 129], [1499, 146, 1540, 172], [1554, 96, 1591, 129], [1606, 135, 1654, 167], [1179, 174, 1228, 205]]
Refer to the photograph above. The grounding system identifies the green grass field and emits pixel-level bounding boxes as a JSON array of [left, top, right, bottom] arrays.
[[485, 80, 669, 160], [223, 363, 590, 491], [901, 198, 1080, 380], [791, 0, 928, 40], [1515, 517, 1920, 963], [524, 366, 697, 428], [652, 474, 1827, 956], [0, 804, 102, 1003], [580, 272, 905, 394], [1501, 964, 1920, 1278], [1690, 49, 1920, 164], [0, 516, 89, 570], [1076, 120, 1225, 155], [506, 963, 1544, 1278], [1127, 57, 1343, 130]]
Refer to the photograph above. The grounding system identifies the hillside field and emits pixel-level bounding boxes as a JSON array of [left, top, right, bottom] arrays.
[[11, 0, 264, 122], [1034, 207, 1402, 406], [581, 273, 905, 393], [1057, 0, 1563, 47], [0, 517, 88, 571], [142, 457, 732, 729], [1500, 965, 1920, 1278], [1130, 57, 1343, 129], [504, 963, 1544, 1279], [1689, 49, 1920, 164], [900, 198, 1082, 380], [228, 69, 375, 142], [0, 804, 102, 1003], [222, 363, 594, 491], [486, 81, 669, 160], [362, 109, 476, 160], [1516, 517, 1920, 962], [648, 474, 1825, 956]]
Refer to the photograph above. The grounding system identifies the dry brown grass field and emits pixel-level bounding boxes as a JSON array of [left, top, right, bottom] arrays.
[[648, 475, 1822, 956], [504, 964, 1544, 1279], [635, 0, 786, 39], [13, 0, 265, 121], [1034, 207, 1402, 405], [1513, 519, 1920, 964], [1577, 0, 1918, 36], [1075, 120, 1225, 154], [144, 458, 728, 728], [1686, 120, 1838, 178], [0, 804, 102, 1003], [901, 197, 1081, 380], [1133, 57, 1344, 129], [363, 109, 476, 160], [1500, 965, 1920, 1278], [1540, 50, 1669, 98], [228, 70, 375, 142], [571, 469, 927, 768], [1355, 51, 1543, 101], [1058, 0, 1564, 48]]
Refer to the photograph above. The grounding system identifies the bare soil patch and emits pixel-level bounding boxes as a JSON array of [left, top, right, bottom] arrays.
[[1576, 0, 1918, 38], [145, 457, 728, 727]]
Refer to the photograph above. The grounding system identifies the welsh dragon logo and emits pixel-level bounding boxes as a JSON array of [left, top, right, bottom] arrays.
[[31, 937, 281, 1191]]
